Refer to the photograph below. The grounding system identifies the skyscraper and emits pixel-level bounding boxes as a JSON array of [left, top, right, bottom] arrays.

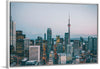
[[51, 38, 54, 50], [57, 43, 63, 53], [47, 28, 52, 61], [24, 38, 30, 57], [35, 36, 43, 60], [24, 38, 30, 50], [56, 35, 63, 53], [65, 14, 72, 55], [65, 14, 73, 62], [16, 31, 25, 57], [44, 33, 46, 40], [88, 36, 93, 53], [73, 40, 80, 56], [93, 37, 97, 55], [10, 16, 16, 51], [65, 33, 69, 53], [80, 37, 84, 47], [85, 41, 88, 51], [68, 14, 71, 44], [42, 41, 47, 64]]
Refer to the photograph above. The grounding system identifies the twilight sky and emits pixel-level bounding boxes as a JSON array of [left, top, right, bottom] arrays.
[[11, 2, 97, 39]]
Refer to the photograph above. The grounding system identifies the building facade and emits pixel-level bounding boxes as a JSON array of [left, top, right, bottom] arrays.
[[47, 28, 52, 60], [65, 33, 69, 53], [16, 31, 25, 57], [10, 17, 16, 52], [29, 46, 40, 62], [88, 36, 93, 53], [44, 33, 46, 40], [73, 40, 80, 56]]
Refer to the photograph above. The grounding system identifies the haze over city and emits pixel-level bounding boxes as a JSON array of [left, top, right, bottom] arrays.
[[11, 3, 97, 39], [10, 2, 98, 66]]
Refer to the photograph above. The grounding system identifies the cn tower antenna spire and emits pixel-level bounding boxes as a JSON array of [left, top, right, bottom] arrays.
[[68, 12, 70, 24], [68, 13, 71, 44]]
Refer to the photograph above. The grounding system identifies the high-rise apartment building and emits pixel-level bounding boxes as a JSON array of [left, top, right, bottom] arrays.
[[16, 31, 25, 57]]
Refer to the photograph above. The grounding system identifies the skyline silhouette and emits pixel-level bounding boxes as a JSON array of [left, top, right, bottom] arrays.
[[11, 3, 97, 39]]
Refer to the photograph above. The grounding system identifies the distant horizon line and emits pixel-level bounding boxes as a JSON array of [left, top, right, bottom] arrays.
[[26, 35, 97, 40]]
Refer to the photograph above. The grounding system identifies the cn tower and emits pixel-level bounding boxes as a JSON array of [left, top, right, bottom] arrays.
[[68, 14, 71, 44]]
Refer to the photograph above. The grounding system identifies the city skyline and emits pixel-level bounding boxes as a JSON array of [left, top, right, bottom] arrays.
[[11, 3, 97, 39], [10, 2, 98, 66]]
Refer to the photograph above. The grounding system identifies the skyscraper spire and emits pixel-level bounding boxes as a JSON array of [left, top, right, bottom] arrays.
[[68, 13, 71, 44]]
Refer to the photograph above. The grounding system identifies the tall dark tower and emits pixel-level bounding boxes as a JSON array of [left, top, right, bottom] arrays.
[[47, 28, 52, 61], [68, 14, 71, 44]]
